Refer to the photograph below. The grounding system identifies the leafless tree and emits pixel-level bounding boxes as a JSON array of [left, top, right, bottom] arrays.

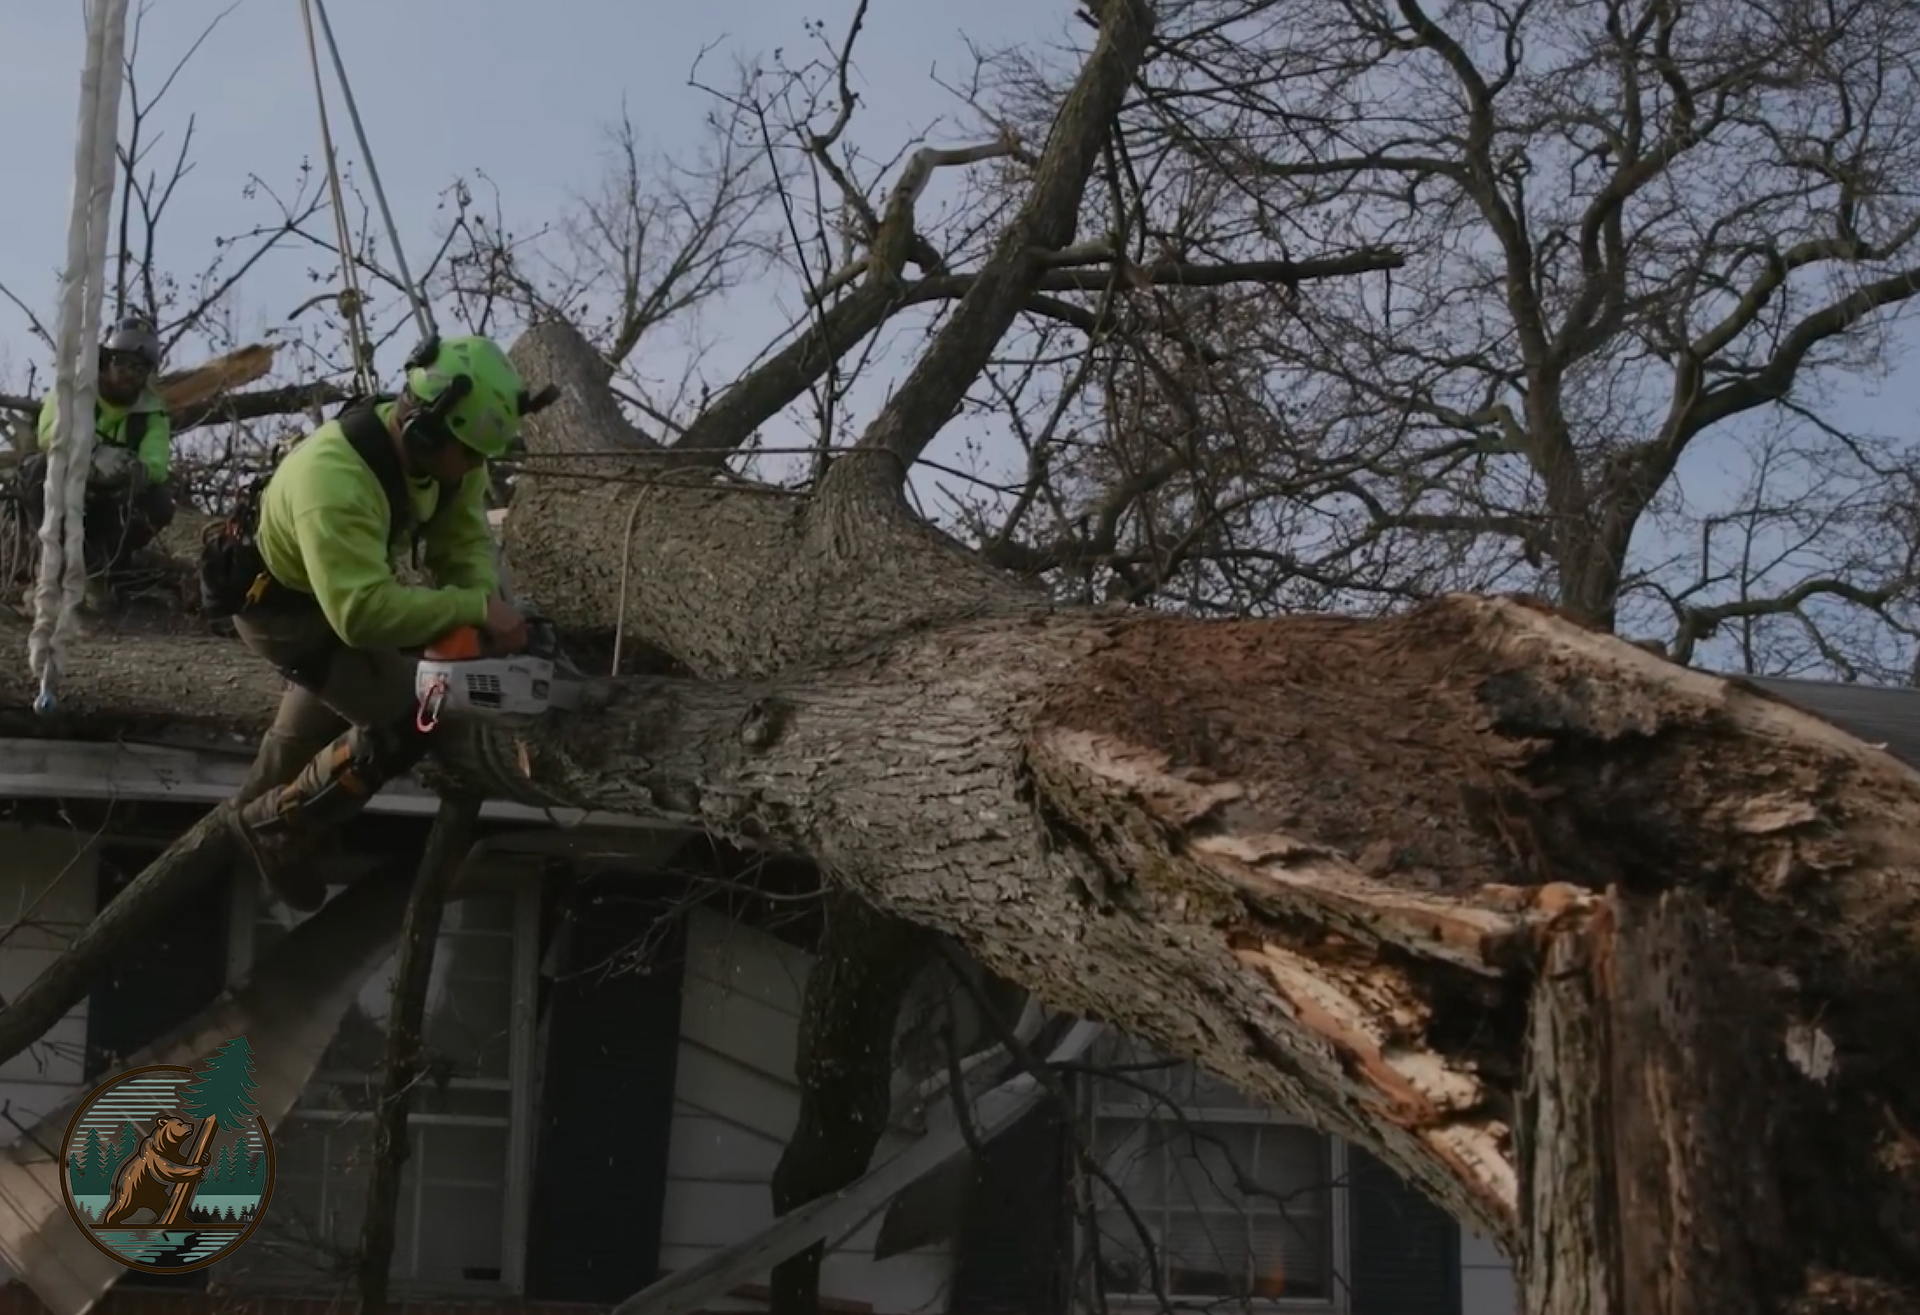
[[929, 0, 1920, 678]]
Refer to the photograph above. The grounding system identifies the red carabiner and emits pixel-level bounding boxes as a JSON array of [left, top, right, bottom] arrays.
[[415, 674, 449, 734]]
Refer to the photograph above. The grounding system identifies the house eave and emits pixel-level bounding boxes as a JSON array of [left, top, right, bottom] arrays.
[[0, 737, 673, 830]]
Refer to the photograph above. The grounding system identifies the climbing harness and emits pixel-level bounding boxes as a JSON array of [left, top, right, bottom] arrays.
[[297, 0, 436, 359], [28, 0, 132, 716]]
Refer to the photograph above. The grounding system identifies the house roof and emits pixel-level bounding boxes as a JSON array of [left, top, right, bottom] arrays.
[[1744, 676, 1920, 770]]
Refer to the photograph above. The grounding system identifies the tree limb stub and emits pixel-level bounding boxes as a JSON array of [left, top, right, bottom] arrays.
[[769, 893, 929, 1315], [357, 794, 481, 1315]]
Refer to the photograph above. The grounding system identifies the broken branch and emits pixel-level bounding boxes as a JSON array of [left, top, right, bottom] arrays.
[[355, 793, 482, 1315]]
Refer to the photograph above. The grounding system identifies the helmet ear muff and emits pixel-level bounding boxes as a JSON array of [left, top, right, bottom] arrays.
[[400, 411, 448, 466], [401, 334, 474, 460]]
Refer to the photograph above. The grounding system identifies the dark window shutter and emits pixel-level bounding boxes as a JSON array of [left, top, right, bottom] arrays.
[[83, 844, 231, 1078], [949, 1095, 1072, 1315], [1348, 1147, 1461, 1315], [523, 882, 685, 1303]]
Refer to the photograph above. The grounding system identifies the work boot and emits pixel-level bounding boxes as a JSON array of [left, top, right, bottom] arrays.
[[228, 721, 425, 912], [227, 801, 334, 913]]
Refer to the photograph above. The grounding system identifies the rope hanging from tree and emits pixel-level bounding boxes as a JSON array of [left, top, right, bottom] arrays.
[[27, 0, 132, 716], [297, 0, 437, 370], [296, 0, 374, 396], [293, 0, 525, 610]]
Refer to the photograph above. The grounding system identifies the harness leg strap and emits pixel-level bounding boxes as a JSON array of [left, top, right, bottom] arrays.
[[230, 714, 435, 910], [243, 716, 433, 833]]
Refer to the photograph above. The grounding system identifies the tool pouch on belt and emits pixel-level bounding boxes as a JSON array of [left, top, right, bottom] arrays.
[[197, 517, 267, 622]]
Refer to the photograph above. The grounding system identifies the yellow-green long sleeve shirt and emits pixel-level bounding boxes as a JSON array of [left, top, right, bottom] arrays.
[[37, 386, 173, 484], [255, 403, 499, 650]]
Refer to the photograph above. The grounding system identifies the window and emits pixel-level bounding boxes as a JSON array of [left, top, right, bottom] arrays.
[[1083, 1034, 1347, 1310], [215, 868, 541, 1298]]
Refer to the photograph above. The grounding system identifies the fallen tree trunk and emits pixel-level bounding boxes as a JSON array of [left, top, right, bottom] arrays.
[[6, 579, 1920, 1305]]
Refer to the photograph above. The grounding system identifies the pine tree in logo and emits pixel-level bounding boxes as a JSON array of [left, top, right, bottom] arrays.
[[160, 1037, 262, 1228]]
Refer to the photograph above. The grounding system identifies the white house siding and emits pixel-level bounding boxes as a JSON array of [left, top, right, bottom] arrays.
[[0, 825, 103, 1286], [1460, 1232, 1517, 1314], [662, 906, 953, 1315], [0, 825, 1523, 1315]]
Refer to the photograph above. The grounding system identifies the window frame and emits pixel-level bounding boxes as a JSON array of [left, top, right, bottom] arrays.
[[1078, 1047, 1351, 1314], [223, 857, 544, 1297]]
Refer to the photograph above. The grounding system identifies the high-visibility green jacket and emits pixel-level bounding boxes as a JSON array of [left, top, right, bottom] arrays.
[[37, 386, 173, 484], [256, 401, 499, 650]]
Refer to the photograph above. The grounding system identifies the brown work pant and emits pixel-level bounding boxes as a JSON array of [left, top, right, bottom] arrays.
[[232, 607, 420, 804]]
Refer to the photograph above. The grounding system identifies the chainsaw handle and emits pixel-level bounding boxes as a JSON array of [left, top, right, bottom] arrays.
[[423, 625, 487, 661], [423, 616, 562, 665]]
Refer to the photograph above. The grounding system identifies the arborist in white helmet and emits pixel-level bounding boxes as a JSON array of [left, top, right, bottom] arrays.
[[19, 314, 177, 610]]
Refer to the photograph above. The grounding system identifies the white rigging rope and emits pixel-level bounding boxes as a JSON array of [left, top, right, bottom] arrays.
[[297, 0, 374, 396], [303, 0, 436, 346], [28, 0, 131, 716]]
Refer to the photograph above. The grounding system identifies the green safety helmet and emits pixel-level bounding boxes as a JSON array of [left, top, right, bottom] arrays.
[[402, 333, 532, 461]]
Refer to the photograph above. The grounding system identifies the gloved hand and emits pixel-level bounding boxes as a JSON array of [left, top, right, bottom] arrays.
[[89, 445, 139, 488], [482, 595, 530, 653]]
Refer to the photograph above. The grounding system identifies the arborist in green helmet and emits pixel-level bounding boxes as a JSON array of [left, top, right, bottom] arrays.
[[19, 314, 177, 609], [201, 332, 544, 911]]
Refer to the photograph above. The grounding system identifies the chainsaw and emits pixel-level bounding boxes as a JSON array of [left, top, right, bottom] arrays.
[[414, 616, 587, 731]]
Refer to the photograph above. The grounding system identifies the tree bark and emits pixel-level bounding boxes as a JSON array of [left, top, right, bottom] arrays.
[[1521, 889, 1920, 1314]]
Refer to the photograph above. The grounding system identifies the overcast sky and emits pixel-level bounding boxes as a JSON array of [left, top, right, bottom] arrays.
[[0, 1, 1056, 403]]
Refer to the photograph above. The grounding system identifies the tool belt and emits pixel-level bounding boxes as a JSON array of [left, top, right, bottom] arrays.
[[200, 537, 340, 698], [198, 520, 317, 623]]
